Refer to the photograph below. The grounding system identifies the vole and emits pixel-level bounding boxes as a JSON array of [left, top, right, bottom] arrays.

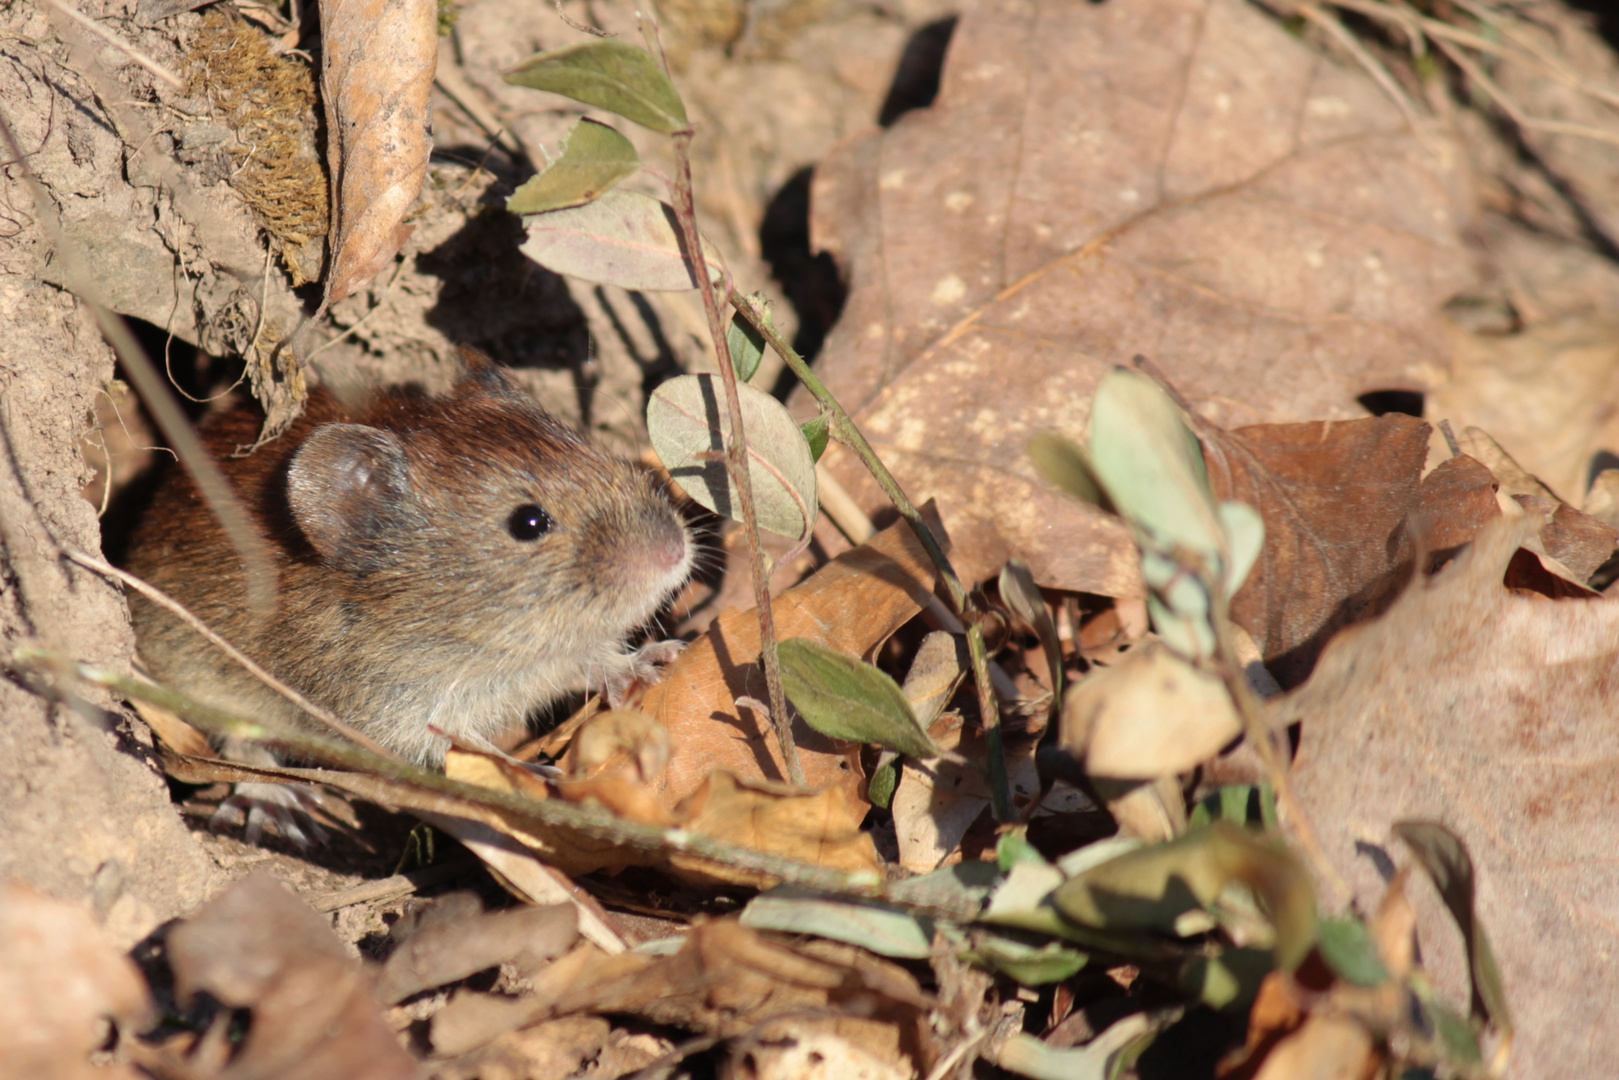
[[125, 351, 694, 837]]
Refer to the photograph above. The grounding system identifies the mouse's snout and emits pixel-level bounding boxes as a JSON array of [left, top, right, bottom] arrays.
[[644, 509, 690, 574]]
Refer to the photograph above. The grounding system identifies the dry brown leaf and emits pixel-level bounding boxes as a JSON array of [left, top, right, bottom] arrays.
[[319, 0, 437, 304], [1198, 411, 1614, 684], [1455, 425, 1618, 581], [549, 918, 933, 1071], [1204, 414, 1433, 685], [429, 941, 604, 1057], [806, 0, 1476, 593], [375, 901, 577, 1004], [1431, 319, 1619, 508], [643, 507, 947, 805], [1272, 516, 1619, 1079], [0, 883, 154, 1080], [444, 733, 877, 887], [432, 1015, 611, 1080], [1249, 1012, 1377, 1080], [166, 873, 416, 1079], [670, 771, 881, 888], [732, 1026, 910, 1080]]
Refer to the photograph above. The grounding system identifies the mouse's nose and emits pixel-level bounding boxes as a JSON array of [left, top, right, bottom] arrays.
[[643, 508, 691, 574]]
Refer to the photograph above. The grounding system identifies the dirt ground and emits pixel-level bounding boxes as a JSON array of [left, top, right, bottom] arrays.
[[0, 0, 956, 944], [6, 0, 1619, 1074]]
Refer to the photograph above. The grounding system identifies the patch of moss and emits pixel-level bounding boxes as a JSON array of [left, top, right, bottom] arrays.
[[186, 14, 328, 286]]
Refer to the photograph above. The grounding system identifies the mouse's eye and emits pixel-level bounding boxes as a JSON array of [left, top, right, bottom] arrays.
[[507, 503, 552, 542]]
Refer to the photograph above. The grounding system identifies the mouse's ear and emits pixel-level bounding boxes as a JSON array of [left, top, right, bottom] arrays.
[[287, 423, 412, 573], [453, 345, 526, 401]]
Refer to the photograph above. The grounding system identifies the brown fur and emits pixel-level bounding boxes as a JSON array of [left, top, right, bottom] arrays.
[[126, 360, 693, 765]]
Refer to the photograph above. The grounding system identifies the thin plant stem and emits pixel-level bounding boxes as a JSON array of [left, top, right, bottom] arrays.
[[16, 649, 994, 918], [728, 291, 1012, 821], [665, 133, 802, 786], [1211, 597, 1351, 909]]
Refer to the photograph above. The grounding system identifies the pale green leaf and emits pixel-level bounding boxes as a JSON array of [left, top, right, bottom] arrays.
[[504, 40, 687, 134], [1088, 369, 1222, 560], [992, 1012, 1167, 1080], [970, 934, 1088, 985], [887, 860, 1001, 912], [647, 373, 816, 540], [506, 118, 639, 215], [519, 189, 723, 293], [777, 638, 938, 758], [726, 300, 769, 382], [1218, 500, 1264, 595], [1028, 432, 1110, 510], [740, 887, 932, 958]]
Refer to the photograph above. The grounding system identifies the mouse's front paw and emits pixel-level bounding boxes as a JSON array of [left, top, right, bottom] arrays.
[[210, 782, 330, 848], [602, 638, 687, 708]]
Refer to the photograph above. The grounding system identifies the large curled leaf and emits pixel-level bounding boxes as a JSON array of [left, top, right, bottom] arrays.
[[1052, 822, 1316, 971], [319, 0, 437, 304], [777, 638, 938, 758], [519, 189, 724, 293], [506, 118, 639, 215], [647, 373, 817, 540], [503, 40, 687, 134]]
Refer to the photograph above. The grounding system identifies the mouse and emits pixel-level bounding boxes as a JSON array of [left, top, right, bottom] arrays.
[[124, 350, 695, 839]]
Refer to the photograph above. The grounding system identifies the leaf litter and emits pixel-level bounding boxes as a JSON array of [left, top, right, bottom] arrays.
[[11, 0, 1619, 1075]]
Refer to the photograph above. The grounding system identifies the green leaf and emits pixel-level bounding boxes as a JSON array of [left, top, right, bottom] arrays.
[[777, 638, 939, 758], [992, 1012, 1169, 1080], [1190, 786, 1259, 830], [726, 300, 769, 382], [1393, 821, 1512, 1037], [970, 934, 1088, 985], [1180, 947, 1274, 1011], [504, 40, 687, 134], [887, 860, 1001, 913], [506, 118, 639, 215], [740, 887, 932, 958], [647, 373, 817, 540], [1028, 432, 1110, 511], [799, 412, 830, 462], [1052, 822, 1316, 971], [519, 189, 724, 292], [1055, 837, 1144, 878], [867, 752, 898, 809], [1217, 500, 1264, 594], [1317, 917, 1391, 987], [1088, 368, 1221, 561], [996, 828, 1048, 871]]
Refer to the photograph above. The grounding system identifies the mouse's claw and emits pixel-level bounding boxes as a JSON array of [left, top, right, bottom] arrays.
[[602, 638, 687, 708], [210, 782, 330, 848]]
